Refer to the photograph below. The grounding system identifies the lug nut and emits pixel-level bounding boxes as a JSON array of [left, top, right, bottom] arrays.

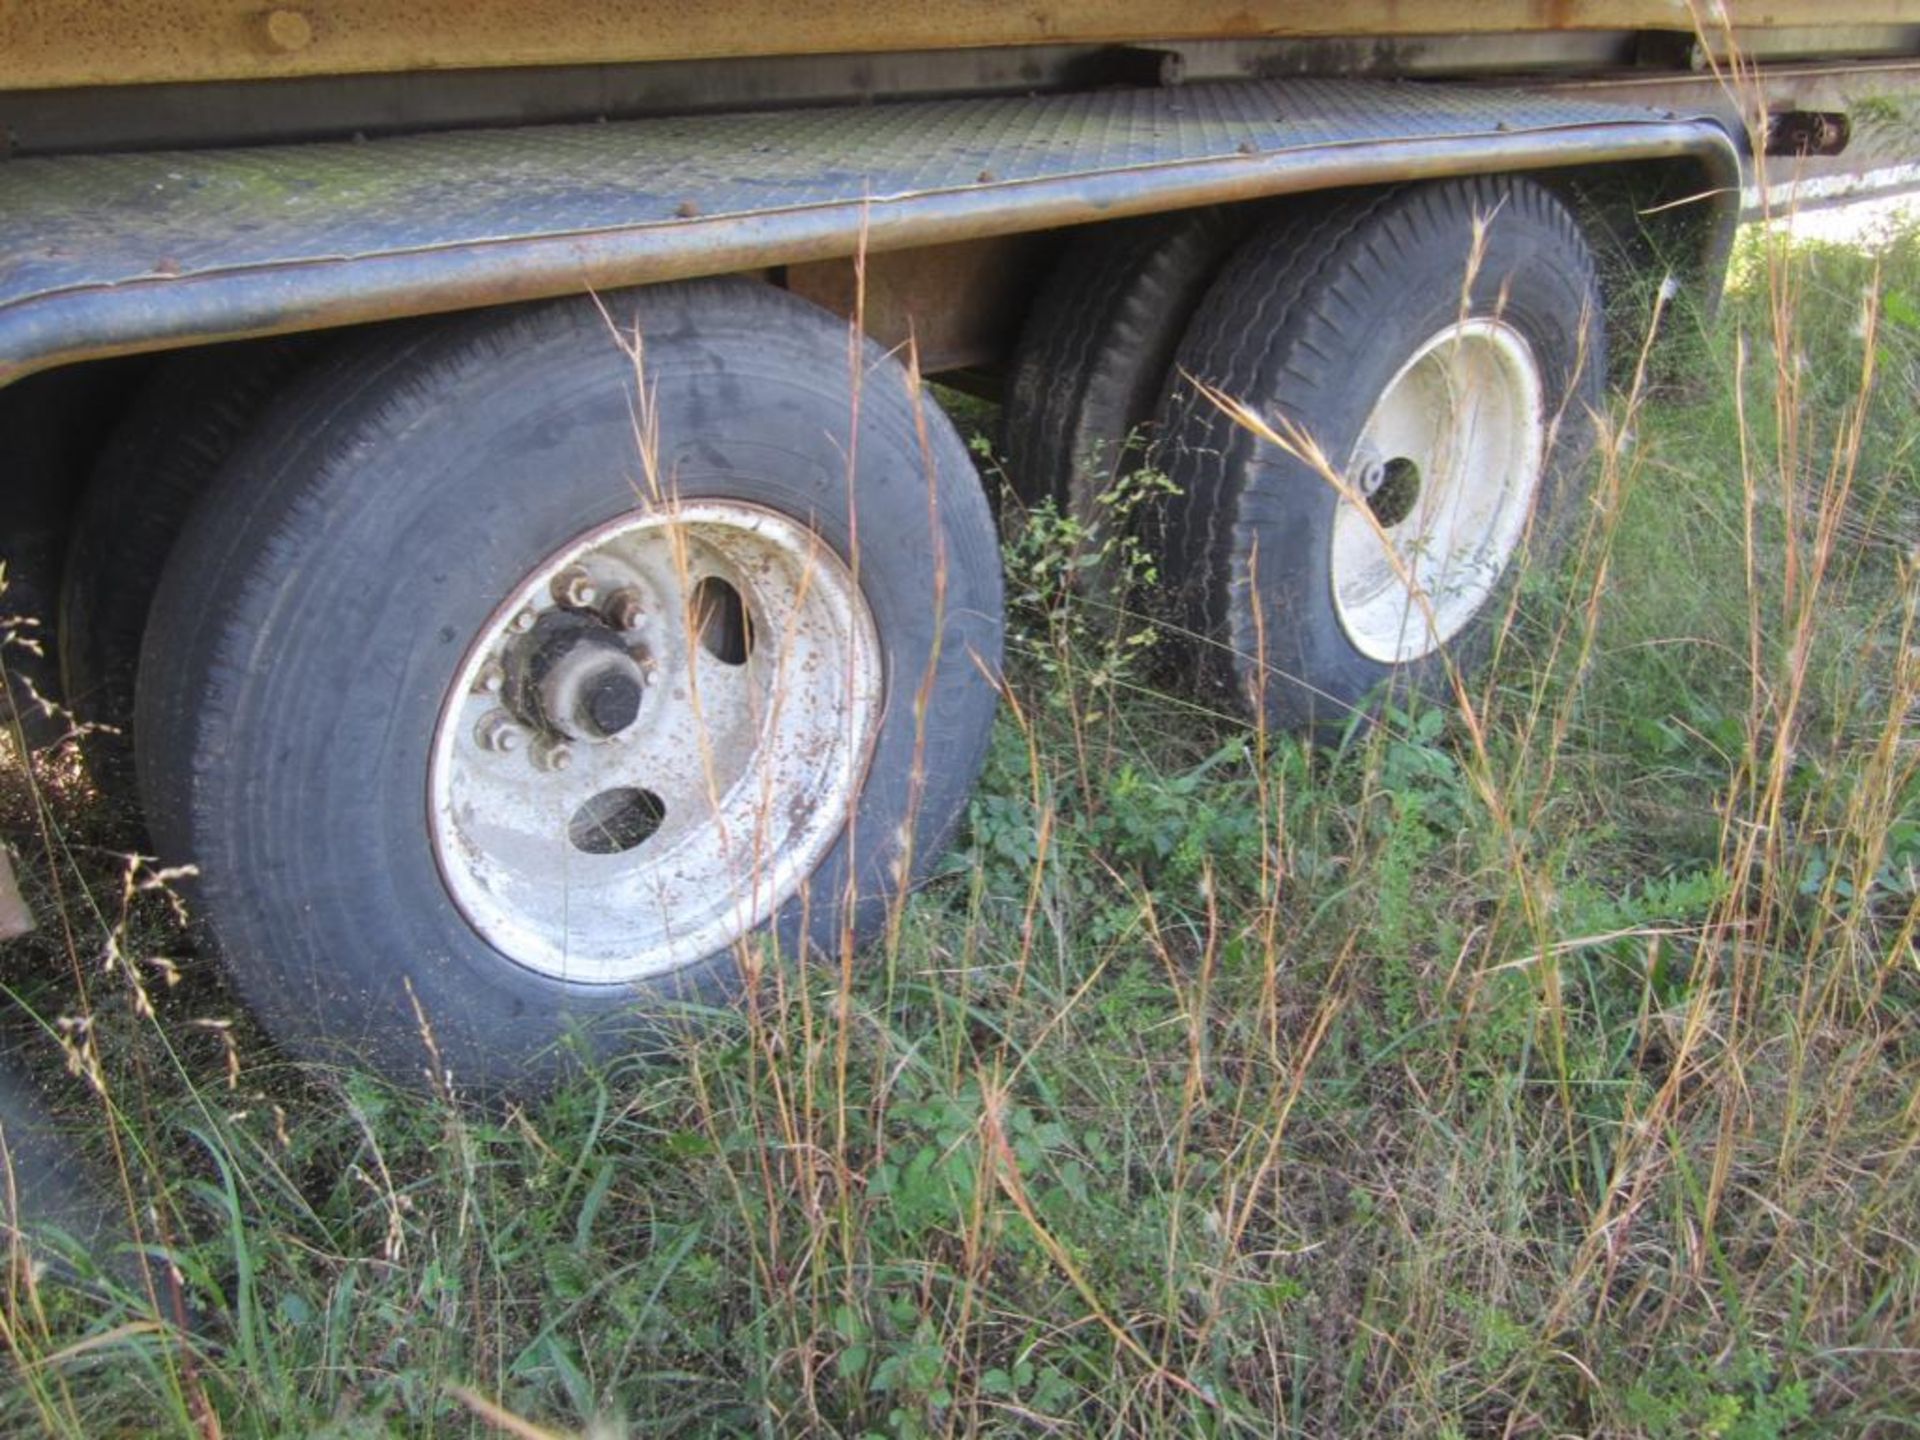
[[475, 710, 524, 753], [532, 739, 574, 772], [552, 567, 598, 609], [473, 660, 506, 695], [605, 588, 646, 631], [511, 608, 538, 633]]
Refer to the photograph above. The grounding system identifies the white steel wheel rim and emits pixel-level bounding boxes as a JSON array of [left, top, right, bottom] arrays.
[[1330, 318, 1547, 664], [428, 501, 881, 984]]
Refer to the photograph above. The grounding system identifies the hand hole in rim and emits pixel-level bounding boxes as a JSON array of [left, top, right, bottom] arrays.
[[570, 787, 667, 854], [693, 575, 752, 665], [1368, 456, 1422, 527]]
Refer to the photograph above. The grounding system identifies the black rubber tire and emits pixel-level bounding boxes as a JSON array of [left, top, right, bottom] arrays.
[[1001, 207, 1246, 528], [0, 361, 147, 752], [59, 339, 311, 792], [1155, 177, 1605, 733], [134, 280, 1003, 1091]]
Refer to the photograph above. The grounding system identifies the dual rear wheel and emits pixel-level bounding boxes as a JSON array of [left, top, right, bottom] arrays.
[[129, 280, 1002, 1088], [69, 177, 1602, 1090], [1005, 175, 1604, 730]]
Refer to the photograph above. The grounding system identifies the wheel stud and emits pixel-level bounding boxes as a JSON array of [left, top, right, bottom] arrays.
[[475, 710, 524, 753], [552, 567, 598, 609], [532, 738, 574, 772], [605, 588, 646, 631]]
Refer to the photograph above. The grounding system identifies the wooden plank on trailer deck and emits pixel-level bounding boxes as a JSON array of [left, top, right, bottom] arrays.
[[2, 0, 1915, 91]]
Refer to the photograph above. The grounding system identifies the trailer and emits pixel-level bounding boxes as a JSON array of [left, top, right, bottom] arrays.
[[1, 2, 1916, 1092]]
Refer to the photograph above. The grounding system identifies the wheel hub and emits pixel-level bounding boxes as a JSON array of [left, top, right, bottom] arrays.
[[428, 501, 882, 984], [1330, 318, 1547, 665], [510, 613, 651, 742]]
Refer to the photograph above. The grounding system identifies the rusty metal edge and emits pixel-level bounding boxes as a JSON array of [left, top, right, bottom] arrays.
[[0, 117, 1741, 388], [2, 0, 1911, 92]]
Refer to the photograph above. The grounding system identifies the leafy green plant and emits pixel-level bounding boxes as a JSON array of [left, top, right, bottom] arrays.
[[5, 204, 1920, 1440]]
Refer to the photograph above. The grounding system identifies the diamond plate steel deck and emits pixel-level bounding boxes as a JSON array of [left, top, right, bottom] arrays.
[[0, 78, 1739, 382]]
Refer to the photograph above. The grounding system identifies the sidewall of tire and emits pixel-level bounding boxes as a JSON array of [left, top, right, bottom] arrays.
[[136, 280, 1001, 1089], [61, 338, 313, 794], [1002, 207, 1245, 522]]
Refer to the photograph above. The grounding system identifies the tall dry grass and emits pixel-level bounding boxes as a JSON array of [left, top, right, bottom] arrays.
[[2, 71, 1917, 1440]]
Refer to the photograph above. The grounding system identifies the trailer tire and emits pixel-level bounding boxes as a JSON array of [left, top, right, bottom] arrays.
[[1157, 177, 1604, 732], [60, 339, 310, 794], [1002, 208, 1245, 535], [135, 280, 1002, 1091]]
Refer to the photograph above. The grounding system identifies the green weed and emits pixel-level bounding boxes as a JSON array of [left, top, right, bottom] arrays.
[[3, 212, 1918, 1437]]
